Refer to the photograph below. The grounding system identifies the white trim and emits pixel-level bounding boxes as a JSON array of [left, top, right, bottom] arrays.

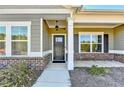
[[0, 21, 31, 57], [28, 52, 42, 57], [0, 25, 6, 56], [40, 18, 43, 57], [52, 34, 66, 62], [43, 50, 52, 57], [27, 23, 31, 56], [6, 24, 11, 57], [79, 32, 104, 53], [109, 50, 124, 54], [0, 9, 71, 14]]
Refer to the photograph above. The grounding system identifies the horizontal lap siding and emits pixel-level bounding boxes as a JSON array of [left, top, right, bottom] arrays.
[[0, 14, 41, 52], [43, 21, 50, 51], [114, 25, 124, 50]]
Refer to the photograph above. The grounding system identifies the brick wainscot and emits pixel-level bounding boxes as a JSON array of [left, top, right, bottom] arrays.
[[75, 53, 124, 63], [0, 54, 51, 70]]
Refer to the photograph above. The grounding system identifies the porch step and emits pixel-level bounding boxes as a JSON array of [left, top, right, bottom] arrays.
[[33, 82, 71, 87]]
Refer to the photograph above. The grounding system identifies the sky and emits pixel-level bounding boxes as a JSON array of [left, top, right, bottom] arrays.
[[82, 5, 124, 10]]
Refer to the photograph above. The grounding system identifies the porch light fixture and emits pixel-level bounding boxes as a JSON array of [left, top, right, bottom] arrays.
[[55, 20, 59, 31]]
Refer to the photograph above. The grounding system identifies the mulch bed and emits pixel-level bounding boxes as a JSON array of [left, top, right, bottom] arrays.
[[69, 67, 124, 87]]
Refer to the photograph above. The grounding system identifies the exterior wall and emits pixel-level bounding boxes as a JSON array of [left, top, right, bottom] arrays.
[[74, 34, 79, 52], [48, 28, 114, 53], [43, 21, 50, 51], [0, 14, 41, 52], [114, 25, 124, 50], [114, 54, 124, 63], [74, 28, 114, 52], [0, 54, 52, 70], [75, 53, 124, 64], [75, 53, 114, 60]]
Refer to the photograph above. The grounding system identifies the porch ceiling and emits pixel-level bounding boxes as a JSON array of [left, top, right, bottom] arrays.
[[46, 20, 122, 28], [46, 20, 66, 28]]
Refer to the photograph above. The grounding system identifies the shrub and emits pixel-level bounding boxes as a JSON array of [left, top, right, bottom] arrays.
[[86, 65, 110, 76], [0, 63, 35, 87]]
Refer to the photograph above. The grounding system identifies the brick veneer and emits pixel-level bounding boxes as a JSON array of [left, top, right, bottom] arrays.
[[75, 53, 124, 63], [114, 54, 124, 63], [0, 54, 52, 70], [74, 53, 114, 61]]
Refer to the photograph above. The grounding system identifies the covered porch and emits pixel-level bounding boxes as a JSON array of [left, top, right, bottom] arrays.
[[42, 13, 124, 70]]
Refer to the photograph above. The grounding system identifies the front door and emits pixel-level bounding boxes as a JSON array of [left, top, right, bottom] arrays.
[[53, 35, 65, 63]]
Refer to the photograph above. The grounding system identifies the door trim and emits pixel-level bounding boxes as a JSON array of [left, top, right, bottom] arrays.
[[52, 34, 66, 62]]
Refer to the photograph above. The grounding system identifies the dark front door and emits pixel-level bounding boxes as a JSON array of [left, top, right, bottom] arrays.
[[53, 35, 65, 63]]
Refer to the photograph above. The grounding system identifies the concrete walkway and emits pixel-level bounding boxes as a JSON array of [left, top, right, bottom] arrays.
[[75, 60, 124, 67], [33, 63, 71, 87]]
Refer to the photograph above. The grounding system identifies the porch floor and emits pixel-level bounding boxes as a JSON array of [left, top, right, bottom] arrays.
[[75, 60, 124, 67], [33, 63, 71, 87]]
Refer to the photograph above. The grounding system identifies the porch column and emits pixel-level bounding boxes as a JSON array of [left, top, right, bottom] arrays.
[[40, 18, 43, 57], [67, 17, 74, 70]]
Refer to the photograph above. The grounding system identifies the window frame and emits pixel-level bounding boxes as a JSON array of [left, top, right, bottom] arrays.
[[79, 32, 104, 53], [11, 26, 28, 56], [0, 22, 31, 57], [0, 26, 6, 56]]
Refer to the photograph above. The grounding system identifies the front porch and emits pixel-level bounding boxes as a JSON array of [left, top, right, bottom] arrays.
[[42, 18, 124, 70]]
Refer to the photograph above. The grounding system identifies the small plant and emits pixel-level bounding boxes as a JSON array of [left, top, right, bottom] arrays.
[[87, 65, 110, 76], [0, 63, 35, 87]]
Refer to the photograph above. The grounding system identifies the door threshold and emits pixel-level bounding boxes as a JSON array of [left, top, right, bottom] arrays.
[[52, 61, 65, 63]]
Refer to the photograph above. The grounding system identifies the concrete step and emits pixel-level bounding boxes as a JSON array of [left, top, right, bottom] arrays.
[[33, 82, 71, 87]]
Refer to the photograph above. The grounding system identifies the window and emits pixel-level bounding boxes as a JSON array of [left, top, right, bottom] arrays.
[[0, 22, 31, 57], [11, 26, 28, 55], [0, 26, 6, 55], [79, 33, 103, 53], [80, 34, 90, 52], [92, 35, 102, 52]]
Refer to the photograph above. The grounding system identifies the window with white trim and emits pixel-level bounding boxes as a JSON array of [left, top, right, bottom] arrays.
[[0, 22, 31, 57], [11, 26, 28, 55], [0, 26, 6, 55], [79, 32, 103, 53]]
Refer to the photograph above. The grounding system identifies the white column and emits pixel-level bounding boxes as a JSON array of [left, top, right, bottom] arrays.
[[40, 18, 43, 57], [67, 17, 74, 70]]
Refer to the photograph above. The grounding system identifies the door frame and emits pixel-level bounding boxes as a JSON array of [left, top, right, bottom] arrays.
[[52, 34, 66, 62]]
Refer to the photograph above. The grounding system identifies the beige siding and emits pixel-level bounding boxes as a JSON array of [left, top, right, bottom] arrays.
[[43, 21, 50, 51], [0, 14, 41, 52], [49, 35, 52, 50], [114, 25, 124, 50]]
